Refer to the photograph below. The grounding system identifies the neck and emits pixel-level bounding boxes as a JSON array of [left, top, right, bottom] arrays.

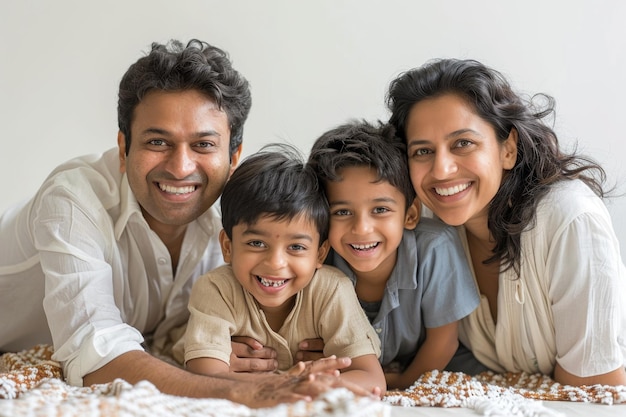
[[148, 221, 188, 275], [260, 297, 295, 332], [463, 214, 493, 249], [352, 250, 397, 303]]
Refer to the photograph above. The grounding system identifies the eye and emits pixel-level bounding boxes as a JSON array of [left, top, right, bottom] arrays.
[[332, 208, 351, 216], [455, 139, 474, 148], [410, 147, 433, 158], [195, 141, 216, 152], [247, 240, 266, 248], [148, 139, 167, 147], [373, 206, 390, 214], [288, 243, 307, 251]]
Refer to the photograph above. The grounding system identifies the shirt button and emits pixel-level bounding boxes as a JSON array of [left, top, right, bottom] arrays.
[[376, 328, 382, 334], [158, 258, 167, 265]]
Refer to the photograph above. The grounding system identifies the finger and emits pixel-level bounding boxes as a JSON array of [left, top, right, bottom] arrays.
[[298, 338, 325, 351], [291, 376, 333, 398], [229, 356, 279, 373], [231, 336, 264, 350], [231, 342, 277, 359], [295, 350, 325, 362], [308, 356, 352, 374], [285, 361, 307, 377], [314, 374, 378, 399]]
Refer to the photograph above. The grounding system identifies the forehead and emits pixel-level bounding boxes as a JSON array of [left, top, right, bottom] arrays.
[[326, 166, 405, 202], [406, 93, 496, 142], [235, 214, 321, 240], [132, 89, 229, 133], [409, 94, 476, 125]]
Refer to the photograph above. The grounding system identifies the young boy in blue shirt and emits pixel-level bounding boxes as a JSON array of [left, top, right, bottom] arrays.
[[306, 120, 481, 389]]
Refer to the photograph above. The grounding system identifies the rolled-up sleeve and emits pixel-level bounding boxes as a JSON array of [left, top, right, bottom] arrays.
[[52, 324, 144, 386]]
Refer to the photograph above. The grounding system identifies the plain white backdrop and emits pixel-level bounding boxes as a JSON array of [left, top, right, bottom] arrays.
[[1, 0, 625, 258]]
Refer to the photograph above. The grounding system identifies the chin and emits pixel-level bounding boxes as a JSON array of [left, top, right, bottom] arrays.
[[436, 214, 467, 227]]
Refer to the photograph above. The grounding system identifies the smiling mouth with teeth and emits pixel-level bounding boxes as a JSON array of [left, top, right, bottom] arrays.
[[434, 182, 470, 197], [158, 183, 197, 195], [257, 276, 288, 287], [350, 242, 379, 251]]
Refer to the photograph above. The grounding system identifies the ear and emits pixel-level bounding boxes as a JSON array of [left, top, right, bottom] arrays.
[[218, 229, 233, 263], [117, 132, 127, 174], [316, 240, 331, 268], [403, 198, 421, 231], [502, 128, 518, 170], [229, 144, 243, 177]]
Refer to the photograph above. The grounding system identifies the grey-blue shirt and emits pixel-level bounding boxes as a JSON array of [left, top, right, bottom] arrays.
[[327, 217, 479, 369]]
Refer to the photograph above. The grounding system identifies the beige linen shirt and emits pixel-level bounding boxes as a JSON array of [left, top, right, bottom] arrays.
[[175, 264, 381, 369]]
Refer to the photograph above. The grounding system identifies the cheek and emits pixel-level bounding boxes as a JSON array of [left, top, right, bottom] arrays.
[[327, 222, 346, 246], [408, 164, 425, 190]]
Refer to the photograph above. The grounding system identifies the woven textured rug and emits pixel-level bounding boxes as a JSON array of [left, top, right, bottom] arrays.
[[1, 345, 625, 417]]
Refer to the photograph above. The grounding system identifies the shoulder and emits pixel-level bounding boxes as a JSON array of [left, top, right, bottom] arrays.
[[307, 265, 353, 292], [534, 180, 610, 230], [190, 265, 246, 303], [36, 148, 123, 209], [407, 217, 464, 251], [193, 204, 223, 237], [194, 265, 237, 290]]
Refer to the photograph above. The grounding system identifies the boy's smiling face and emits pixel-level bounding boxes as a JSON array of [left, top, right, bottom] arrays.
[[325, 166, 418, 283], [219, 214, 329, 313]]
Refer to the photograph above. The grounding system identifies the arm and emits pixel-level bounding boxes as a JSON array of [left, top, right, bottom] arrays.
[[385, 322, 459, 390], [313, 270, 386, 394], [85, 350, 373, 407], [544, 199, 626, 385], [35, 183, 155, 386], [554, 362, 626, 386], [340, 354, 386, 397], [187, 356, 229, 375]]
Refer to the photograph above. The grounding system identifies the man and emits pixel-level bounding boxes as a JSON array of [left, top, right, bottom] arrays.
[[0, 39, 366, 407]]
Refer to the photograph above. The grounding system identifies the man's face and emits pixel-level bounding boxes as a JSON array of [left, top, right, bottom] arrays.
[[118, 89, 240, 236]]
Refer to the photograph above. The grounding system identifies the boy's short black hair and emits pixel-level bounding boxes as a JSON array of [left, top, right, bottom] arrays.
[[221, 143, 329, 243], [308, 120, 416, 210]]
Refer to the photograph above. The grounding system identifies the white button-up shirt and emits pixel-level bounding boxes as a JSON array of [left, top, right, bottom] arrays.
[[458, 180, 626, 377], [0, 148, 224, 386]]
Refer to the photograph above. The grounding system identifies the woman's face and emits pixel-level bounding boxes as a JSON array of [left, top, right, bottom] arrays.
[[404, 93, 517, 229]]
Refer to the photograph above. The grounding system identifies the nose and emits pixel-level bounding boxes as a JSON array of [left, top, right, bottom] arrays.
[[352, 213, 373, 235], [166, 146, 196, 179], [431, 149, 458, 179], [265, 247, 287, 269]]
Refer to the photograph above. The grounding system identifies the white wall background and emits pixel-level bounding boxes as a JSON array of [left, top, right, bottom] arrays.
[[1, 0, 625, 258]]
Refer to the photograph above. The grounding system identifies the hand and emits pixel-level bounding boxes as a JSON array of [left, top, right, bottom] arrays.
[[295, 337, 325, 362], [285, 356, 381, 399], [230, 336, 278, 372]]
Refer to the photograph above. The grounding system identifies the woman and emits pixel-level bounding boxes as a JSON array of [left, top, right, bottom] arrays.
[[386, 58, 626, 386]]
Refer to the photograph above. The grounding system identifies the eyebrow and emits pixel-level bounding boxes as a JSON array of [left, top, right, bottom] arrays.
[[242, 227, 314, 242], [141, 127, 222, 138], [330, 196, 399, 206], [407, 128, 482, 146]]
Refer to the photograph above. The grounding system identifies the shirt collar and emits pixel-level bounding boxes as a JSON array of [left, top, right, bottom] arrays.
[[114, 174, 143, 240], [329, 228, 419, 292]]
